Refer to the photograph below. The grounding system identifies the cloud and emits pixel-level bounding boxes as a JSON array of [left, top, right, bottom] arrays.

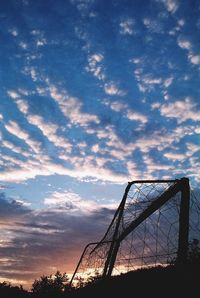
[[134, 69, 162, 93], [102, 99, 127, 112], [8, 28, 18, 37], [0, 193, 31, 221], [186, 143, 200, 154], [163, 77, 173, 88], [44, 190, 117, 214], [160, 0, 178, 14], [143, 18, 163, 34], [102, 99, 147, 124], [49, 84, 100, 127], [159, 98, 200, 123], [27, 114, 72, 152], [86, 53, 105, 80], [151, 102, 161, 110], [104, 82, 126, 96], [5, 121, 42, 154], [164, 152, 186, 161], [0, 191, 115, 288], [70, 0, 95, 17], [188, 54, 200, 65], [177, 36, 200, 66], [8, 93, 73, 153], [127, 111, 148, 124], [177, 37, 192, 50], [119, 18, 135, 35]]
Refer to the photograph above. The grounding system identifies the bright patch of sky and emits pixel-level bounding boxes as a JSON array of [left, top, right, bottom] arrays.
[[0, 0, 200, 289]]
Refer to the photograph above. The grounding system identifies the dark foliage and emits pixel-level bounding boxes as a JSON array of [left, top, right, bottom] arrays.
[[1, 242, 200, 298], [0, 282, 29, 298]]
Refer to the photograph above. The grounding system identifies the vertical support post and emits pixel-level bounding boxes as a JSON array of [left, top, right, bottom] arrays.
[[103, 182, 132, 278], [177, 177, 190, 264]]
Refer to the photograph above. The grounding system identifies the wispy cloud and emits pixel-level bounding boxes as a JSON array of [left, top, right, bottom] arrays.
[[86, 53, 105, 80], [126, 110, 148, 124], [177, 36, 200, 66], [177, 37, 192, 50], [164, 151, 186, 161], [49, 84, 100, 127], [160, 0, 179, 14], [5, 121, 42, 154], [102, 99, 148, 124], [104, 82, 126, 96], [2, 140, 31, 158], [44, 190, 117, 214], [119, 18, 135, 35], [159, 98, 200, 123]]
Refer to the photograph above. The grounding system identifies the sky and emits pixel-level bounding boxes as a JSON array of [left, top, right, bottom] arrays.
[[0, 0, 200, 289]]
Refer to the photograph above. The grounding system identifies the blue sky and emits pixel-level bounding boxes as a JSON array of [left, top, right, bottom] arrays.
[[0, 0, 200, 288]]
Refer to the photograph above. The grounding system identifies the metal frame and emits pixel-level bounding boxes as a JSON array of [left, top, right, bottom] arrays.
[[70, 177, 190, 284]]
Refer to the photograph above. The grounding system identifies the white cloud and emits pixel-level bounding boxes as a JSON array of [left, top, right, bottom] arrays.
[[177, 37, 192, 50], [160, 98, 200, 123], [119, 18, 135, 35], [10, 95, 73, 153], [103, 99, 127, 112], [134, 71, 162, 93], [164, 152, 186, 161], [161, 0, 178, 14], [36, 38, 47, 47], [27, 114, 72, 152], [5, 121, 42, 154], [23, 67, 39, 82], [15, 99, 29, 114], [19, 41, 28, 49], [70, 0, 95, 14], [178, 19, 185, 27], [151, 102, 161, 110], [143, 155, 172, 172], [44, 191, 102, 214], [7, 90, 19, 99], [143, 77, 162, 85], [104, 82, 126, 96], [188, 54, 200, 65], [0, 156, 127, 184], [49, 85, 100, 127], [102, 99, 147, 124], [143, 18, 163, 33], [186, 143, 200, 154], [9, 28, 18, 37], [164, 77, 173, 88], [177, 36, 200, 66], [127, 110, 148, 124], [2, 140, 31, 158], [86, 53, 105, 80]]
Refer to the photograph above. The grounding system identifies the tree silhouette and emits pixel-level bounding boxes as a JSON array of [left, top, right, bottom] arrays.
[[32, 271, 72, 298], [0, 282, 28, 298]]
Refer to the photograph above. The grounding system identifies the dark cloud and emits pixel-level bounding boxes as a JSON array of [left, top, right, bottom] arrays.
[[0, 192, 115, 288], [0, 192, 31, 220]]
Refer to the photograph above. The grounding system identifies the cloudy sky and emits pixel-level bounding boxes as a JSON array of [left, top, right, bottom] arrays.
[[0, 0, 200, 289]]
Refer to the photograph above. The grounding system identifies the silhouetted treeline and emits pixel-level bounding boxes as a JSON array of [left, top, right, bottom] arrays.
[[1, 239, 200, 298], [1, 263, 200, 298]]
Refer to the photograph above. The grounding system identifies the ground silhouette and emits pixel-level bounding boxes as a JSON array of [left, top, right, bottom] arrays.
[[1, 240, 200, 298]]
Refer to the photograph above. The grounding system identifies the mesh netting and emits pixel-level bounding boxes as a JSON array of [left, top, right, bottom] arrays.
[[71, 180, 200, 285]]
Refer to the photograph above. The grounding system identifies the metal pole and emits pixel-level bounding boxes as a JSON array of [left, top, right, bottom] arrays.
[[103, 182, 132, 277], [177, 177, 190, 264]]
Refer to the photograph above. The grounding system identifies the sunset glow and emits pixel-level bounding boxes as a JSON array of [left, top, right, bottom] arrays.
[[0, 0, 200, 290]]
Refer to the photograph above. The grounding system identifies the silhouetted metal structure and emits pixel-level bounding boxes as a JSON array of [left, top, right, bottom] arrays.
[[70, 177, 195, 285]]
